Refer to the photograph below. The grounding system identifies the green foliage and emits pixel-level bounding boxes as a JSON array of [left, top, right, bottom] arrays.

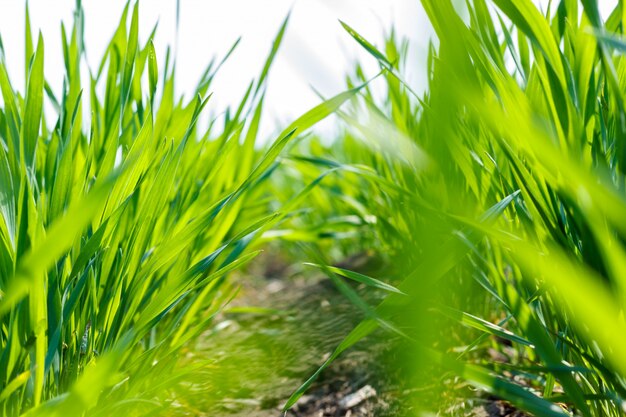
[[0, 2, 363, 415], [8, 0, 626, 416], [284, 1, 626, 416]]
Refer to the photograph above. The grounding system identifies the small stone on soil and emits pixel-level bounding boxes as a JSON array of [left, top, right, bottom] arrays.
[[339, 385, 377, 409]]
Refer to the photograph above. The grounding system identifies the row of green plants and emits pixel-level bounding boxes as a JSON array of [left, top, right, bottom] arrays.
[[278, 0, 626, 416], [0, 1, 366, 415]]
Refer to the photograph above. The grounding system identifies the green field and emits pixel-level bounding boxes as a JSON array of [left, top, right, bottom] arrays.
[[2, 1, 626, 416]]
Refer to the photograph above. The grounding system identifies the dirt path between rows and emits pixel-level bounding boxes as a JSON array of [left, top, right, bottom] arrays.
[[170, 252, 530, 417], [174, 253, 407, 417]]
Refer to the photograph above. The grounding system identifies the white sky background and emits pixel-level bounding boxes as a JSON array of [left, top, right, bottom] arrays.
[[0, 0, 427, 140], [0, 1, 619, 140]]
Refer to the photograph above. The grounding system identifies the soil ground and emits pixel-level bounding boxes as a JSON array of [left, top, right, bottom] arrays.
[[171, 252, 528, 417]]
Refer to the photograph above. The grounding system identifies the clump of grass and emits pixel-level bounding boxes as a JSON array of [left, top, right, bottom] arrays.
[[0, 1, 362, 415], [284, 1, 626, 416]]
